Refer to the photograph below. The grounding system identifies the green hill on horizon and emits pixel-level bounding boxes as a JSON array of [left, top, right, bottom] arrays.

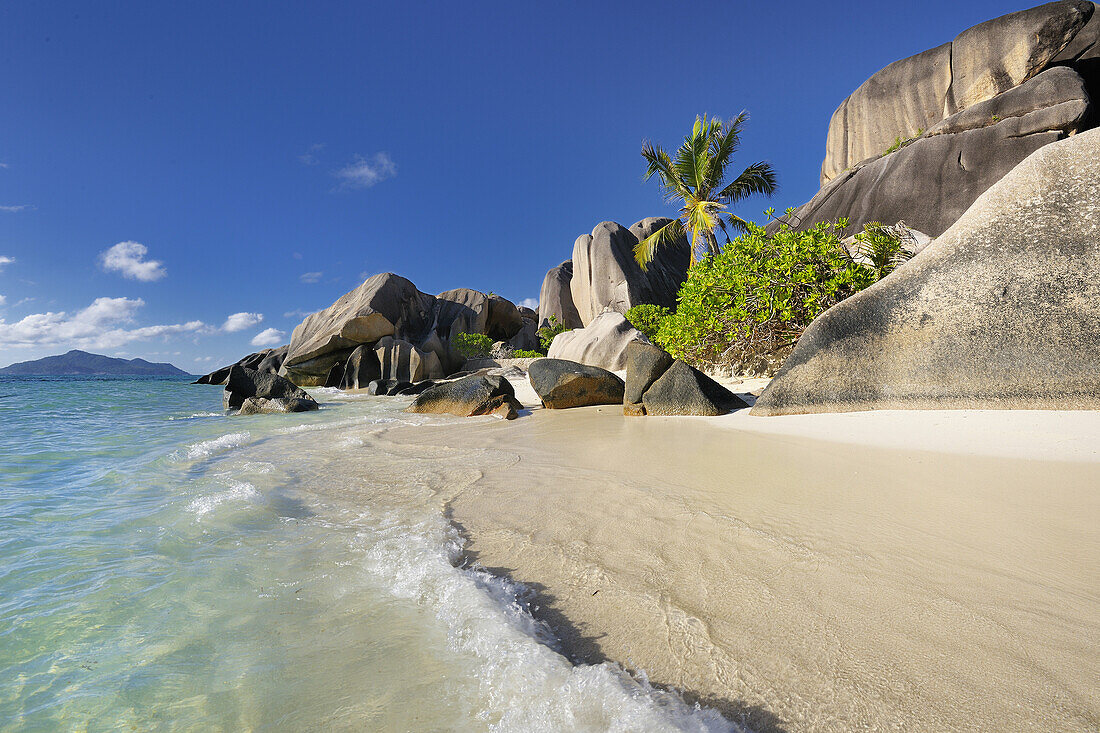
[[0, 349, 191, 376]]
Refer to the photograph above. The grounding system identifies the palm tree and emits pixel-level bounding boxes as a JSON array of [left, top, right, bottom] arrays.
[[636, 113, 777, 268]]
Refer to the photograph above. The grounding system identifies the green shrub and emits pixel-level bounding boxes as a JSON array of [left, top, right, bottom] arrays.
[[652, 211, 881, 368], [625, 304, 671, 343], [512, 349, 544, 358], [537, 314, 569, 352], [452, 332, 493, 359]]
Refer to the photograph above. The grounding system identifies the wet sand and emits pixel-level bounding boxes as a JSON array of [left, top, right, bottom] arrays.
[[385, 404, 1100, 732]]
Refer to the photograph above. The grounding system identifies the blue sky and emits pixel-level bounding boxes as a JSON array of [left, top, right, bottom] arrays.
[[0, 0, 1038, 370]]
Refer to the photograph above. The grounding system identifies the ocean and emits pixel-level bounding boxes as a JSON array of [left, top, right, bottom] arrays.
[[0, 376, 738, 732]]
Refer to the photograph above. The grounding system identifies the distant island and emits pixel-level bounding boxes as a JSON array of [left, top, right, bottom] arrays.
[[0, 350, 191, 376]]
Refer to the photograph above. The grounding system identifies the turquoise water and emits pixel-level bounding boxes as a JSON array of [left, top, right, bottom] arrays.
[[0, 376, 738, 732]]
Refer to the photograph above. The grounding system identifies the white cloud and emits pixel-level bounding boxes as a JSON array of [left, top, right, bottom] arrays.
[[334, 152, 396, 189], [100, 241, 166, 282], [0, 205, 30, 213], [0, 295, 5, 306], [299, 271, 323, 284], [0, 256, 13, 272], [0, 296, 207, 350], [194, 356, 214, 363], [251, 327, 286, 347], [299, 143, 324, 166], [0, 163, 8, 169], [518, 297, 539, 310], [222, 312, 263, 332]]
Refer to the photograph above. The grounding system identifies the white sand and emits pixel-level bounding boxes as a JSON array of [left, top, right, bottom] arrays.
[[379, 393, 1100, 732]]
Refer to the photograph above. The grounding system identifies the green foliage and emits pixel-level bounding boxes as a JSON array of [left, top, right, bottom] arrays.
[[850, 222, 913, 281], [637, 113, 776, 268], [453, 332, 493, 359], [512, 349, 544, 359], [882, 128, 924, 156], [537, 314, 569, 352], [649, 212, 880, 367], [625, 304, 671, 343]]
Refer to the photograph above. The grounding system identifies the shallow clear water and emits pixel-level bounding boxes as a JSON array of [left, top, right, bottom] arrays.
[[0, 376, 738, 732]]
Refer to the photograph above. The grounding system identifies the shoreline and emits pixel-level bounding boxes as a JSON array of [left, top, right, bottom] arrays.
[[360, 401, 1100, 732]]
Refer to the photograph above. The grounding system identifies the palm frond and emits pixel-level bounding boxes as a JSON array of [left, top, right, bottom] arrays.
[[634, 218, 685, 270], [718, 161, 777, 203]]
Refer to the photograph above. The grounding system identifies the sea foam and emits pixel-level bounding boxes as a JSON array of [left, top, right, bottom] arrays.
[[358, 509, 743, 732], [181, 432, 251, 459]]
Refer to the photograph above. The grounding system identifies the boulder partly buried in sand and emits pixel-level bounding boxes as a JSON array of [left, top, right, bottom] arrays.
[[641, 360, 747, 416], [406, 375, 522, 419], [528, 358, 624, 409], [623, 341, 674, 407], [754, 127, 1100, 415], [224, 366, 318, 412], [547, 311, 648, 372]]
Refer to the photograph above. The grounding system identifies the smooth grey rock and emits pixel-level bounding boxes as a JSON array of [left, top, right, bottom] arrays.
[[528, 358, 624, 409], [518, 306, 538, 322], [394, 380, 435, 396], [547, 311, 648, 372], [570, 219, 690, 326], [375, 336, 444, 383], [506, 319, 540, 352], [538, 260, 583, 329], [641, 360, 747, 416], [238, 396, 319, 415], [323, 361, 345, 388], [367, 379, 398, 396], [623, 342, 674, 407], [486, 295, 523, 341], [195, 346, 288, 385], [754, 127, 1100, 415], [282, 273, 436, 385], [339, 343, 382, 390], [223, 366, 316, 411], [820, 0, 1097, 184], [783, 66, 1091, 238], [406, 375, 521, 418], [945, 0, 1092, 114]]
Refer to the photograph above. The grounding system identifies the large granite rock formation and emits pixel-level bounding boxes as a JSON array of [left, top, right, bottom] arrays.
[[278, 273, 524, 386], [793, 1, 1100, 239], [282, 274, 435, 385], [195, 346, 288, 385], [338, 344, 381, 390], [538, 260, 583, 330], [791, 66, 1092, 237], [821, 1, 1098, 185], [374, 336, 444, 383], [546, 311, 649, 372], [753, 127, 1100, 415], [570, 219, 691, 326]]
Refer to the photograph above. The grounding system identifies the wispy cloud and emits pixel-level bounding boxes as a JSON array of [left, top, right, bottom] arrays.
[[194, 356, 215, 363], [299, 143, 325, 166], [518, 297, 539, 310], [0, 163, 8, 169], [0, 295, 5, 307], [283, 308, 316, 319], [0, 297, 207, 350], [0, 256, 13, 272], [334, 152, 396, 189], [299, 271, 323, 284], [0, 205, 31, 213], [251, 327, 286, 347], [100, 241, 166, 282], [221, 312, 263, 332]]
